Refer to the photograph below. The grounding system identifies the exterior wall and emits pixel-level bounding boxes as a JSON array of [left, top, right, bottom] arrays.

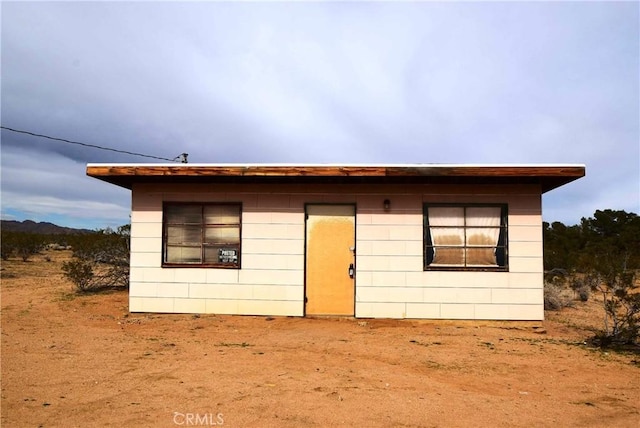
[[129, 184, 306, 316], [355, 190, 543, 321], [129, 182, 544, 320]]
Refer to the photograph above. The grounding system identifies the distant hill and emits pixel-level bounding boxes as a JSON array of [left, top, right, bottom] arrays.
[[1, 220, 94, 235]]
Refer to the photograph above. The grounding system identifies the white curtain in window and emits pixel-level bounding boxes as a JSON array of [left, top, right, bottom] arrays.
[[428, 207, 465, 265], [465, 207, 501, 266]]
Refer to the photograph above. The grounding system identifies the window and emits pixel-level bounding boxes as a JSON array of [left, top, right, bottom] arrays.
[[424, 204, 507, 270], [163, 203, 241, 268]]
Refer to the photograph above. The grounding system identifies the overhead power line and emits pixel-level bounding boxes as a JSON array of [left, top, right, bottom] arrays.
[[1, 126, 188, 163]]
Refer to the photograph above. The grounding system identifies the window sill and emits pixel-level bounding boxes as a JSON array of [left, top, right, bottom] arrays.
[[424, 266, 508, 272], [162, 263, 240, 269]]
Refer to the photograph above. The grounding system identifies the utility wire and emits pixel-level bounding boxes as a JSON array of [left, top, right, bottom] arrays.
[[1, 126, 188, 163]]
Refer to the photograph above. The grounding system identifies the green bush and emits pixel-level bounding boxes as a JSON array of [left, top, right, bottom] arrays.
[[1, 232, 45, 261], [1, 231, 16, 260], [61, 259, 95, 291], [62, 225, 129, 292]]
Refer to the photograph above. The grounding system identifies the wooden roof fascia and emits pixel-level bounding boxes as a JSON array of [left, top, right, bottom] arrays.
[[383, 165, 585, 178], [87, 164, 585, 177], [86, 164, 585, 193], [87, 165, 389, 177]]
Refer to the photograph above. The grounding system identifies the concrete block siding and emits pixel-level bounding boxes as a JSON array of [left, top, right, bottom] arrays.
[[354, 188, 542, 320], [128, 183, 544, 320]]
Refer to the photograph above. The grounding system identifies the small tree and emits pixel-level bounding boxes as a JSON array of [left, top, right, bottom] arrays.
[[543, 221, 583, 271], [587, 270, 639, 346], [580, 210, 640, 346]]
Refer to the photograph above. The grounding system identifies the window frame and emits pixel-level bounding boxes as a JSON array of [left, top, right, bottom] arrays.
[[162, 202, 242, 269], [423, 203, 508, 271]]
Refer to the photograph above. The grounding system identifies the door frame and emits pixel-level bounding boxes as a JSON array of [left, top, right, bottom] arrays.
[[303, 203, 357, 317]]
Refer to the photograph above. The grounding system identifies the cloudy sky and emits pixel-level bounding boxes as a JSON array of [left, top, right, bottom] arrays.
[[1, 1, 638, 230]]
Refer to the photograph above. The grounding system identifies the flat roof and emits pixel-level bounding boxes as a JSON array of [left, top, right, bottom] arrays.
[[86, 163, 585, 193]]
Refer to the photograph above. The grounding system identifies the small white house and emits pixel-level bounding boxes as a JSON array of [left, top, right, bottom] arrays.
[[87, 163, 584, 320]]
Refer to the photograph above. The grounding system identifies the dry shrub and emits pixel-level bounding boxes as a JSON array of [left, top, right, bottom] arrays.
[[570, 276, 591, 302], [544, 281, 574, 311], [544, 270, 575, 310]]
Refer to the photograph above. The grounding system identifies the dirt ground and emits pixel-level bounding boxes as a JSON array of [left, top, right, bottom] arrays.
[[1, 251, 638, 428]]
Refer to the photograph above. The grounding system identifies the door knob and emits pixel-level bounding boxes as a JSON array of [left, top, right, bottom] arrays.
[[348, 263, 354, 278]]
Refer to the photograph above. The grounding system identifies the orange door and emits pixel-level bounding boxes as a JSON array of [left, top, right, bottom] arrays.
[[305, 205, 356, 316]]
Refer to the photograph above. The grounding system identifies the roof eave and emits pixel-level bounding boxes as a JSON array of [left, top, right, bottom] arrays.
[[86, 164, 585, 193]]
